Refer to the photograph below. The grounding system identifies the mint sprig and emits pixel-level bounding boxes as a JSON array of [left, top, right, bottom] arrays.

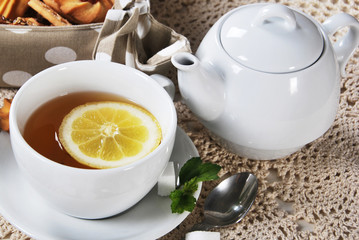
[[170, 157, 221, 214]]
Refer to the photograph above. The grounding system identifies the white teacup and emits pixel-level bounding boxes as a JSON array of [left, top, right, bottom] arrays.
[[9, 60, 177, 219]]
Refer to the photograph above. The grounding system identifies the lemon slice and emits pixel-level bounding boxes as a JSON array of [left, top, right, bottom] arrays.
[[59, 101, 161, 169]]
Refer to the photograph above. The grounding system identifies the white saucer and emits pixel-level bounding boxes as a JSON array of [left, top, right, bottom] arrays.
[[0, 127, 201, 240]]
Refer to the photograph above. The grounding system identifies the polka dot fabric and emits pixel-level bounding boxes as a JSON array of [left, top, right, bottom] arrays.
[[0, 23, 102, 87]]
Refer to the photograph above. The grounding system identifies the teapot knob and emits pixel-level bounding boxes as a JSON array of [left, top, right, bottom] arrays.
[[252, 4, 297, 31]]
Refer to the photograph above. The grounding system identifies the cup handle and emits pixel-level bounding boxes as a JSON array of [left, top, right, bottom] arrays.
[[150, 74, 175, 100], [323, 13, 359, 77]]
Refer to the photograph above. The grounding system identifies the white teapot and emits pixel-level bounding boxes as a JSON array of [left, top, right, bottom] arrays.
[[171, 3, 359, 160]]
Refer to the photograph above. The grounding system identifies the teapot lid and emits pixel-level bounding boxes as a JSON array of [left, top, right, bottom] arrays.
[[220, 4, 324, 73]]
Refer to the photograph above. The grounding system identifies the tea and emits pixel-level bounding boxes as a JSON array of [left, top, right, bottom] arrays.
[[23, 91, 156, 169]]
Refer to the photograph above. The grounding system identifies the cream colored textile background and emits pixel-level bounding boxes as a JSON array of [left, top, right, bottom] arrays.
[[1, 0, 359, 239]]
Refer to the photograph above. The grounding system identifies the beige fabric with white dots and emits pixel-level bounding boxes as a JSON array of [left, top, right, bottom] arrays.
[[0, 23, 102, 87], [0, 0, 190, 87], [1, 0, 359, 239]]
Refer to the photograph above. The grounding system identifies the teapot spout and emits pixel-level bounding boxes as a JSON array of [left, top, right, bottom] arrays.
[[171, 52, 225, 121]]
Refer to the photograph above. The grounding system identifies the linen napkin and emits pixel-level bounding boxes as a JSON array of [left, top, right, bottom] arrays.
[[93, 0, 191, 74]]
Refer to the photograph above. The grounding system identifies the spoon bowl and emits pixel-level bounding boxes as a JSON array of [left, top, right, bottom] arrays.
[[192, 172, 258, 231]]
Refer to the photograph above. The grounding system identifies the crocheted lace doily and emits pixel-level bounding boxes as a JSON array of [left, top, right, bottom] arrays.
[[1, 0, 359, 239]]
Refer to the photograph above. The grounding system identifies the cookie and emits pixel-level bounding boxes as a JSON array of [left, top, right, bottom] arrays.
[[28, 0, 71, 26], [0, 0, 29, 19]]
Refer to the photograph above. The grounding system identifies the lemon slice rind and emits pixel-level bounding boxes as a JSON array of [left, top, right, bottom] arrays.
[[59, 101, 161, 169]]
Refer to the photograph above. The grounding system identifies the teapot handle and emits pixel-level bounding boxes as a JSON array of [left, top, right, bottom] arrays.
[[323, 13, 359, 77]]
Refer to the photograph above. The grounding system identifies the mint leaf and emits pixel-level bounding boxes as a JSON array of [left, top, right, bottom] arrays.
[[183, 177, 199, 193], [179, 157, 221, 184], [170, 157, 221, 214], [196, 162, 221, 182], [170, 178, 199, 214], [179, 157, 202, 185], [170, 189, 197, 213]]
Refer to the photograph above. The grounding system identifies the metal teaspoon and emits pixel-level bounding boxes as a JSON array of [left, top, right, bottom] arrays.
[[191, 172, 258, 231]]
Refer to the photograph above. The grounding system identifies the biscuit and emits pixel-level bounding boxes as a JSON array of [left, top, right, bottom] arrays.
[[28, 0, 71, 26], [54, 0, 113, 24], [13, 17, 43, 26], [0, 0, 15, 18], [42, 0, 61, 13], [0, 0, 29, 19], [0, 1, 8, 15], [12, 0, 30, 19], [0, 98, 12, 132]]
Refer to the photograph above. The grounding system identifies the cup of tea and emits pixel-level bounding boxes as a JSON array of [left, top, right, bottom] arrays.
[[9, 60, 177, 219]]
